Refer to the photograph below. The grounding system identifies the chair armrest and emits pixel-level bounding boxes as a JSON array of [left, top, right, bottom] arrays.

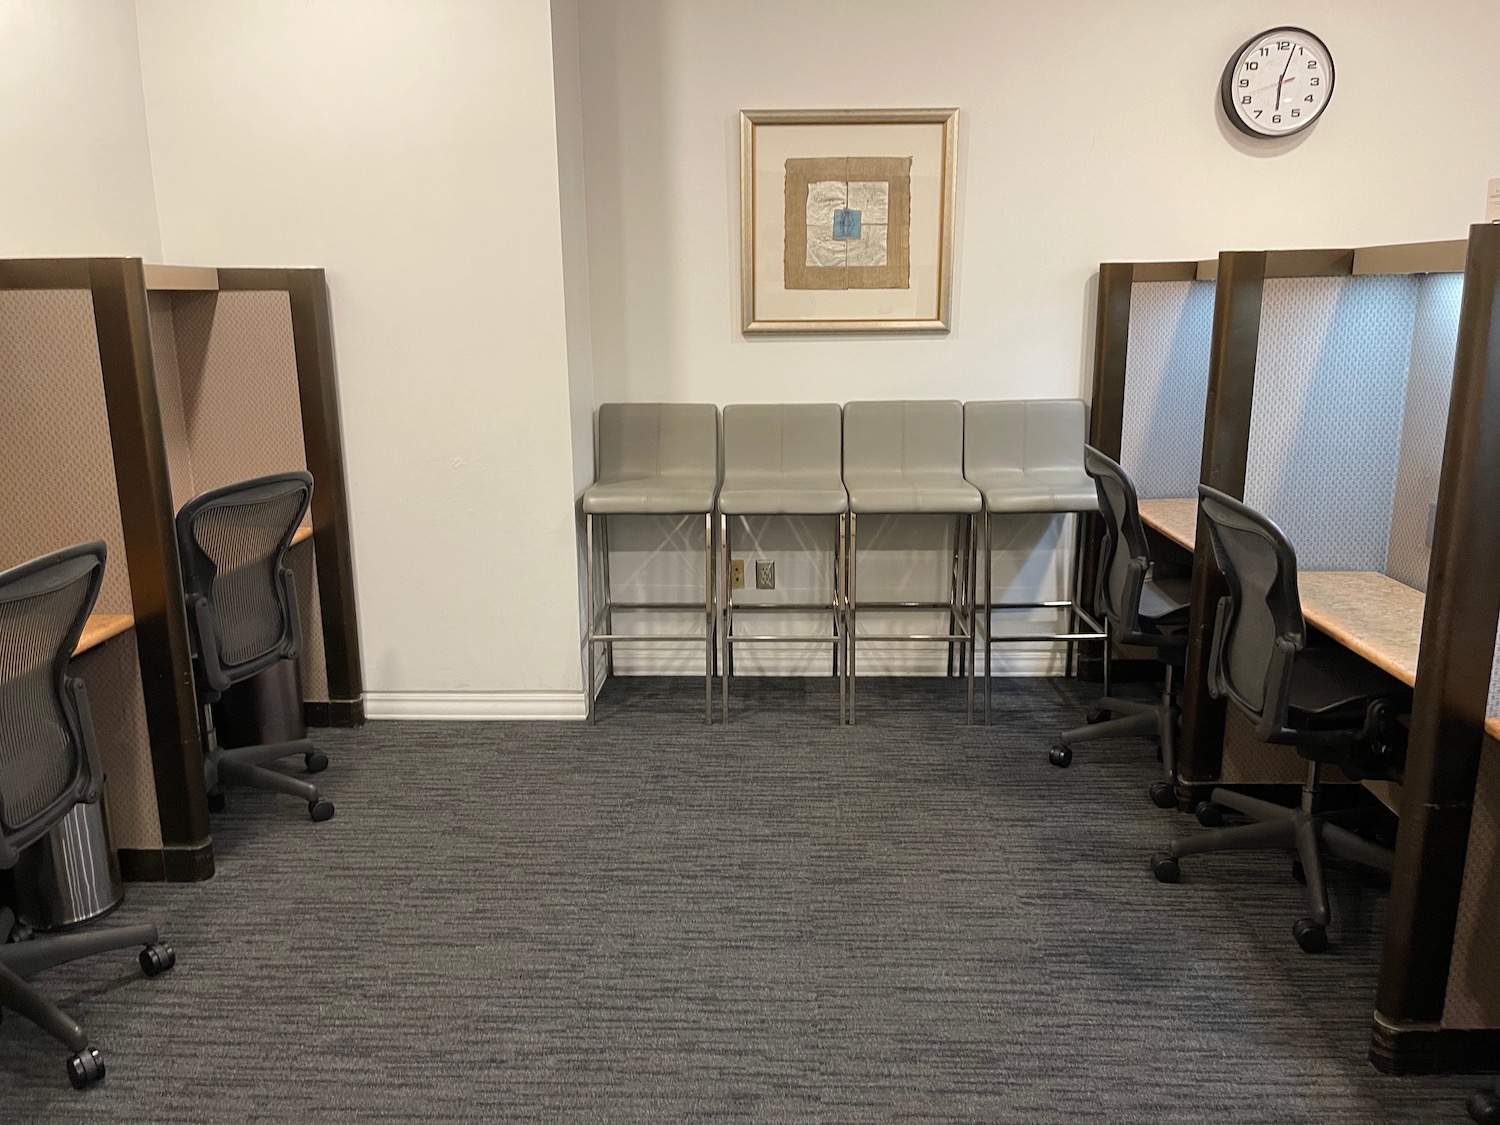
[[189, 593, 231, 695], [66, 677, 106, 805], [1253, 636, 1300, 743], [279, 566, 301, 660], [1207, 596, 1230, 699]]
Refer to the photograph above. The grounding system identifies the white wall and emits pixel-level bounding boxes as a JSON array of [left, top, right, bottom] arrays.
[[580, 0, 1500, 405], [577, 0, 1500, 677], [0, 0, 160, 258], [135, 0, 590, 716]]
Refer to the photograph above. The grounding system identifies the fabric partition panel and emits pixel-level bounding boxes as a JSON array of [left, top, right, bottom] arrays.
[[0, 289, 135, 614], [156, 288, 329, 704], [1386, 272, 1465, 591], [1118, 280, 1215, 500], [71, 638, 162, 851], [1243, 275, 1418, 571]]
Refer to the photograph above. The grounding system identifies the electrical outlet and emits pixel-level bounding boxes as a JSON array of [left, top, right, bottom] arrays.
[[756, 560, 775, 590], [730, 559, 745, 589]]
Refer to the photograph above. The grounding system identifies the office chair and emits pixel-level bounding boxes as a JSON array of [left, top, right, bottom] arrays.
[[1150, 487, 1407, 953], [1052, 447, 1190, 808], [176, 472, 335, 822], [0, 542, 175, 1089]]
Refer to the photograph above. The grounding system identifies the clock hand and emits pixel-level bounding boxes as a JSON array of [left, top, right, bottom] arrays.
[[1276, 43, 1297, 111]]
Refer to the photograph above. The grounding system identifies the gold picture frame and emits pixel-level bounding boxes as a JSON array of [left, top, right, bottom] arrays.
[[740, 107, 958, 335]]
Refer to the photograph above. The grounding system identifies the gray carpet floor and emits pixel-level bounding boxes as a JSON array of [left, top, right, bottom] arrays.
[[0, 675, 1489, 1123]]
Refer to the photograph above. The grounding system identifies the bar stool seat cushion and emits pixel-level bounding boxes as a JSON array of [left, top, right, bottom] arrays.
[[582, 475, 718, 515], [717, 472, 848, 515], [844, 470, 981, 515], [969, 467, 1098, 514]]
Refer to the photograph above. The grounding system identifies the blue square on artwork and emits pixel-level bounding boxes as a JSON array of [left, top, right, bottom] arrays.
[[832, 208, 862, 239]]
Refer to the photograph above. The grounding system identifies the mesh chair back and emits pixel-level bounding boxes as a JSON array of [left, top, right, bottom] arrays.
[[0, 542, 105, 863], [176, 472, 312, 691], [1083, 446, 1152, 634], [1198, 486, 1306, 722]]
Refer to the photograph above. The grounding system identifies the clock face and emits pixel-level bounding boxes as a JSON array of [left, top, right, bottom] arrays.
[[1220, 28, 1335, 138]]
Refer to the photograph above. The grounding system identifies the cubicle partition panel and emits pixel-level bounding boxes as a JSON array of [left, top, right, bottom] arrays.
[[0, 259, 212, 882], [1080, 259, 1213, 677], [145, 267, 363, 726], [1117, 275, 1216, 499], [1374, 226, 1500, 1073]]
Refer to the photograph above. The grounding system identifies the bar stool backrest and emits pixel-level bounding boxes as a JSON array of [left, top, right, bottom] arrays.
[[0, 542, 107, 868], [843, 400, 964, 475], [595, 403, 719, 483], [722, 404, 843, 476], [963, 400, 1089, 475]]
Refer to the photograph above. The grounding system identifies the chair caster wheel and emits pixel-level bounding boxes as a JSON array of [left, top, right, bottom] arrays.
[[8, 920, 34, 944], [1085, 707, 1111, 724], [67, 1046, 105, 1089], [1292, 859, 1306, 885], [140, 942, 176, 978], [1195, 801, 1224, 827], [309, 798, 336, 822], [207, 789, 226, 813], [1467, 1088, 1500, 1123], [1150, 852, 1180, 883], [1293, 918, 1328, 953], [1149, 781, 1177, 809], [304, 751, 329, 774], [1048, 745, 1073, 769]]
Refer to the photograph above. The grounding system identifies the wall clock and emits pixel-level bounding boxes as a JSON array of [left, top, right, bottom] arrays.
[[1220, 27, 1335, 138]]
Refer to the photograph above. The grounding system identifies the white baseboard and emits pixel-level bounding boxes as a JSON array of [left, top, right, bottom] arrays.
[[364, 691, 588, 721]]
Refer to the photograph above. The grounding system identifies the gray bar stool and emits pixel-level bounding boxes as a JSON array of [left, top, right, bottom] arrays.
[[964, 400, 1106, 722], [582, 403, 720, 724], [717, 404, 848, 723], [842, 400, 980, 724]]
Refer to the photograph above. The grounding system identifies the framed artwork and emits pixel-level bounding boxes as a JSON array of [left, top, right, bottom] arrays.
[[739, 108, 958, 334]]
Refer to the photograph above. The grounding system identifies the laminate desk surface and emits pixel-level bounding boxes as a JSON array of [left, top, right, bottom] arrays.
[[1138, 501, 1425, 686], [75, 614, 133, 655], [292, 524, 313, 547], [1138, 498, 1198, 552]]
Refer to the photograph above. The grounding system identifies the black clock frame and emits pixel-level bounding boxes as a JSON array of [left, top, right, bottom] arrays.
[[1220, 26, 1335, 139]]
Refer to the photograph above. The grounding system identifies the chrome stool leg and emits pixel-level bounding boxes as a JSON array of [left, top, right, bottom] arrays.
[[585, 512, 597, 725], [720, 512, 732, 723], [847, 512, 858, 725], [703, 512, 714, 725]]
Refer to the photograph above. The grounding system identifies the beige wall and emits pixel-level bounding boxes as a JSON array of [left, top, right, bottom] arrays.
[[0, 0, 161, 258], [135, 0, 591, 716], [579, 0, 1500, 405]]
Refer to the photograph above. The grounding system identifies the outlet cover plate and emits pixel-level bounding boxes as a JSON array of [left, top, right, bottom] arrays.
[[730, 560, 745, 589], [756, 560, 775, 590]]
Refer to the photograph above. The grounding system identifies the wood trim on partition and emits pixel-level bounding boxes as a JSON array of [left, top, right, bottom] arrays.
[[1376, 224, 1500, 1028], [142, 264, 219, 292], [0, 258, 92, 289], [1370, 1018, 1500, 1076], [219, 267, 365, 717], [1177, 251, 1268, 789], [1077, 262, 1136, 679], [1354, 239, 1470, 277], [86, 258, 215, 881], [1262, 247, 1355, 278]]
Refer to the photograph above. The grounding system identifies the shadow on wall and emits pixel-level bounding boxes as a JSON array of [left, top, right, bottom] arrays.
[[579, 0, 676, 401]]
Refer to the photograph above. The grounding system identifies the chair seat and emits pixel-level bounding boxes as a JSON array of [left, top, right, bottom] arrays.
[[583, 475, 718, 515], [968, 468, 1098, 514], [843, 471, 981, 515], [717, 472, 848, 515], [1140, 574, 1192, 628], [1289, 646, 1407, 718]]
